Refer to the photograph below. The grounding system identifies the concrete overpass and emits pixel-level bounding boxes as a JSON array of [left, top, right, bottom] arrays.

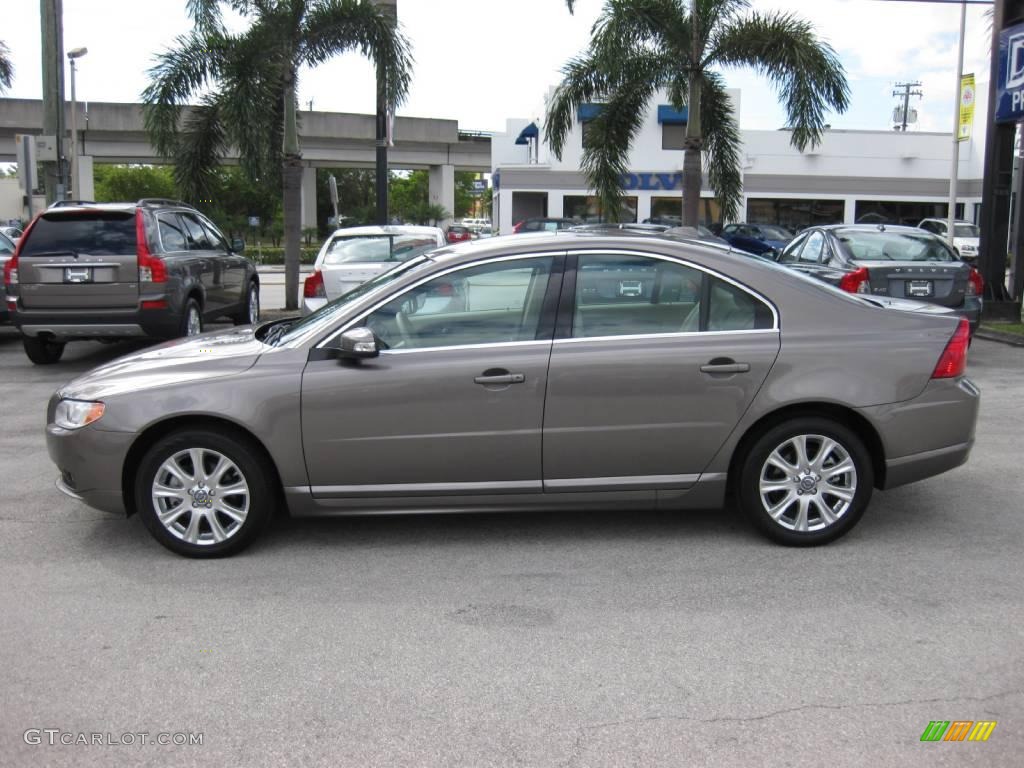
[[0, 98, 491, 226]]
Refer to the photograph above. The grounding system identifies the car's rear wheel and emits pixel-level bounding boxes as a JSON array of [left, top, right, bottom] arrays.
[[180, 298, 203, 337], [135, 429, 273, 558], [233, 282, 259, 326], [23, 336, 66, 364], [738, 418, 873, 546]]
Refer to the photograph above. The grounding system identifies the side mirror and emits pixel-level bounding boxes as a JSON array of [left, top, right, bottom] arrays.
[[337, 327, 380, 360], [231, 237, 246, 253]]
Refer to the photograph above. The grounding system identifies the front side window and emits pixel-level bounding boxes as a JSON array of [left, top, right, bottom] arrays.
[[361, 257, 554, 350]]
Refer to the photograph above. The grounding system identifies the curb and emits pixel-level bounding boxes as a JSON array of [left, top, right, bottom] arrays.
[[975, 328, 1024, 347]]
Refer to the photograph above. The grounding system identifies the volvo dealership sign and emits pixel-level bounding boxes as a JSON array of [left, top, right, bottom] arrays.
[[996, 22, 1024, 123]]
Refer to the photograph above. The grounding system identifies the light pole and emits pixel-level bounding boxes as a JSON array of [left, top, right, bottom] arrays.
[[67, 46, 87, 200]]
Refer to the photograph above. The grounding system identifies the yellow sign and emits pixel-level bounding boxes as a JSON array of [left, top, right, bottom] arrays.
[[959, 73, 976, 142]]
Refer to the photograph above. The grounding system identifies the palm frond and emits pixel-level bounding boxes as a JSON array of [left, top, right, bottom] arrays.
[[172, 97, 228, 201], [700, 73, 742, 221], [545, 54, 614, 160], [300, 0, 414, 109], [591, 0, 690, 62], [0, 40, 13, 93], [186, 0, 225, 33], [708, 10, 849, 151], [566, 0, 575, 11]]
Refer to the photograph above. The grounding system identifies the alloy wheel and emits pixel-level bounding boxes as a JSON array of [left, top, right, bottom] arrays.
[[248, 287, 259, 324], [151, 448, 250, 545], [186, 305, 202, 337]]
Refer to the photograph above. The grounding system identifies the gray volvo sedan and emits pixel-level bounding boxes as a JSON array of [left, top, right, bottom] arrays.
[[46, 232, 979, 557]]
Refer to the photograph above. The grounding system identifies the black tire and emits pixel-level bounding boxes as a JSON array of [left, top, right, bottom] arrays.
[[738, 417, 874, 546], [179, 298, 203, 338], [135, 429, 274, 558], [23, 336, 66, 364], [232, 281, 260, 325]]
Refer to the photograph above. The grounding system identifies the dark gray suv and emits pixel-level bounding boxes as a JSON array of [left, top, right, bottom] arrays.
[[4, 199, 259, 364]]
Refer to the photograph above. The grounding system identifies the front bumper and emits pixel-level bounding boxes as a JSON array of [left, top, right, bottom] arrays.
[[46, 421, 135, 515], [858, 376, 980, 490]]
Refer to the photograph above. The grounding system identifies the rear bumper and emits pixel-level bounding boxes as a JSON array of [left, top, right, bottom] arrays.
[[301, 297, 327, 317], [858, 376, 980, 490], [13, 306, 181, 340], [955, 298, 982, 336]]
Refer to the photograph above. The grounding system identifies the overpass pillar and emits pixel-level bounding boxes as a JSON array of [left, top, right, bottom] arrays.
[[74, 156, 95, 201], [300, 166, 318, 231], [429, 163, 455, 228]]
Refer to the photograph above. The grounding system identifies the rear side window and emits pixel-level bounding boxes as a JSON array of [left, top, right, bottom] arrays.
[[158, 214, 188, 251], [20, 213, 136, 257], [706, 277, 775, 331]]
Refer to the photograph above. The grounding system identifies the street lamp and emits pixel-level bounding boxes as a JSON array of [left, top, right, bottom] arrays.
[[67, 47, 88, 199]]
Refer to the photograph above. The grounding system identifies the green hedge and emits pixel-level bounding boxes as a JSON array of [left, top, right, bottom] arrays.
[[244, 246, 320, 265]]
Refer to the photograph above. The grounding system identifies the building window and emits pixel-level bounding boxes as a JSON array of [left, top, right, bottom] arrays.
[[661, 124, 688, 150], [747, 198, 844, 231], [650, 197, 721, 228], [853, 200, 956, 227], [565, 195, 638, 223]]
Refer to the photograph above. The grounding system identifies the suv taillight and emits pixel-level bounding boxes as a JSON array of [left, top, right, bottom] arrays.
[[4, 213, 42, 291], [839, 267, 871, 294], [932, 317, 971, 379], [135, 210, 166, 283], [303, 270, 326, 299], [966, 267, 984, 297]]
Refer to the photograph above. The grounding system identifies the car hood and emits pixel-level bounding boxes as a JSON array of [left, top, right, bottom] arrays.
[[58, 326, 265, 401]]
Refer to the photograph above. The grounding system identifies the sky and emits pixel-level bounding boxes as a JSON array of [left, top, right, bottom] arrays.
[[1, 0, 994, 135]]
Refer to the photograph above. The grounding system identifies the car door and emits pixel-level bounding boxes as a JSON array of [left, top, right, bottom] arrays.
[[542, 251, 780, 492], [198, 214, 246, 309], [300, 254, 563, 497], [178, 212, 220, 312]]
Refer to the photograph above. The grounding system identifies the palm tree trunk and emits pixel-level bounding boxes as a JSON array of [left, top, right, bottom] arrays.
[[282, 79, 302, 311], [682, 77, 703, 227]]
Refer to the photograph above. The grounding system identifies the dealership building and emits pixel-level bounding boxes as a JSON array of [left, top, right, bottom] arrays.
[[490, 88, 987, 234]]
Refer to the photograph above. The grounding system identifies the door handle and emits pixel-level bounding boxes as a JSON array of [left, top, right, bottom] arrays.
[[474, 371, 526, 385], [700, 359, 750, 374]]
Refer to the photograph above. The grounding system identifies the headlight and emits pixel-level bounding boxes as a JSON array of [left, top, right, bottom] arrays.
[[54, 399, 105, 430]]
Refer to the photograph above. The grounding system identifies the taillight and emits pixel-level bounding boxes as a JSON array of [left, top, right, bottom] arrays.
[[303, 270, 326, 299], [932, 317, 971, 379], [512, 221, 524, 233], [966, 267, 984, 297], [2, 253, 16, 288], [839, 267, 871, 294], [135, 210, 166, 283]]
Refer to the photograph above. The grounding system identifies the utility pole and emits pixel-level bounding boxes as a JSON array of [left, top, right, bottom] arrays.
[[946, 3, 966, 251], [40, 0, 66, 204], [892, 81, 923, 132], [374, 0, 397, 225]]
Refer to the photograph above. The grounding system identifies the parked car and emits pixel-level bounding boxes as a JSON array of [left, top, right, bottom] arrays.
[[720, 223, 793, 256], [302, 225, 444, 315], [512, 217, 577, 234], [1, 225, 23, 244], [48, 232, 977, 557], [664, 225, 732, 246], [446, 225, 474, 244], [0, 230, 16, 323], [918, 218, 981, 260], [5, 199, 259, 364], [775, 224, 983, 336]]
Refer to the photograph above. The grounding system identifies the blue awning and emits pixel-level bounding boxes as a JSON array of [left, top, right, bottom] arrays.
[[577, 103, 604, 121], [657, 105, 688, 125], [514, 122, 539, 145]]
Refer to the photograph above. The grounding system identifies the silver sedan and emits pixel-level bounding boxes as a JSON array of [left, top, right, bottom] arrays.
[[46, 232, 979, 557]]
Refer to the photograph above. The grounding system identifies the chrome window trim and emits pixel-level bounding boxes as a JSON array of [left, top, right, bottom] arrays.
[[314, 251, 566, 349], [554, 328, 780, 345], [569, 247, 780, 330], [380, 339, 553, 355]]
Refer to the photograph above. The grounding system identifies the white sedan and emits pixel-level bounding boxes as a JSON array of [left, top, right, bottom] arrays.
[[301, 225, 445, 315]]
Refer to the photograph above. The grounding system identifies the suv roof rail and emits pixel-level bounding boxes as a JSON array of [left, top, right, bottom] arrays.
[[137, 198, 196, 210], [48, 199, 98, 209]]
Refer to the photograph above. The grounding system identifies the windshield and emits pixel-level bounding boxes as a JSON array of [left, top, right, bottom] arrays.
[[954, 224, 980, 238], [266, 255, 433, 346], [834, 229, 958, 262], [322, 233, 438, 265], [0, 231, 14, 255], [758, 225, 793, 240]]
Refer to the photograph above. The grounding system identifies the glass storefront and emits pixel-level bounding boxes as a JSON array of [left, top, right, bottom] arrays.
[[564, 195, 638, 223], [853, 200, 963, 226], [747, 198, 844, 232], [650, 197, 721, 227]]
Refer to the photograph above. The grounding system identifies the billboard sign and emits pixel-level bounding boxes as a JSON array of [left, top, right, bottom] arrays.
[[996, 23, 1024, 122]]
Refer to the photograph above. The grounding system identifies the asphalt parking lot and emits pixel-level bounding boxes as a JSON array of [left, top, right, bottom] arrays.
[[1, 327, 1022, 767]]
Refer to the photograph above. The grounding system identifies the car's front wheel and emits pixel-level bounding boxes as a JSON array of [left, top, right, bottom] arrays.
[[135, 429, 274, 557], [23, 336, 66, 364], [739, 418, 873, 546], [233, 282, 259, 326]]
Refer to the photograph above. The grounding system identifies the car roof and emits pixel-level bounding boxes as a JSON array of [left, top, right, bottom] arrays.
[[817, 224, 938, 234], [327, 225, 442, 238]]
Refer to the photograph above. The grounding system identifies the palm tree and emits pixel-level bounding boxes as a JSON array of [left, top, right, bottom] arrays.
[[546, 0, 849, 225], [143, 0, 413, 310], [0, 40, 13, 93]]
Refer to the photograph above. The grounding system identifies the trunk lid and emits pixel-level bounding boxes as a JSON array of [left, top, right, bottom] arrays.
[[17, 210, 139, 310], [855, 259, 968, 308], [319, 263, 392, 300]]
